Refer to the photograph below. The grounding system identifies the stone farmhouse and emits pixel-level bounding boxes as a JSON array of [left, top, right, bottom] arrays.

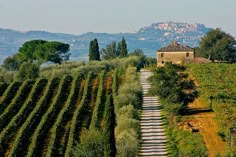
[[157, 41, 194, 66]]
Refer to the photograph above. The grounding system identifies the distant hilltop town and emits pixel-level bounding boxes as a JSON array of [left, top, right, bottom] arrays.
[[137, 22, 209, 44]]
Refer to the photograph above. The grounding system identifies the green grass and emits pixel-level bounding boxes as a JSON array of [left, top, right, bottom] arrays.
[[188, 63, 236, 153]]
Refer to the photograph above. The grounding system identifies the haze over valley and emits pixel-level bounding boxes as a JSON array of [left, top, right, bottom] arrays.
[[0, 21, 211, 64]]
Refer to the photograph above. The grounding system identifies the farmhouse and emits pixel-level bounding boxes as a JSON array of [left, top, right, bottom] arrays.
[[157, 41, 194, 66]]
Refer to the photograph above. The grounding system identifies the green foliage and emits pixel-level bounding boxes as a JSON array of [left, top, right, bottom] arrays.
[[0, 56, 144, 156], [116, 129, 139, 157], [0, 81, 22, 109], [0, 80, 34, 154], [19, 40, 47, 60], [149, 62, 198, 112], [116, 118, 139, 136], [73, 129, 104, 157], [188, 63, 236, 152], [16, 40, 70, 64], [117, 37, 128, 57], [18, 40, 70, 64], [0, 67, 17, 83], [196, 28, 235, 62], [17, 62, 39, 81], [115, 82, 142, 110], [160, 102, 208, 156], [2, 54, 21, 71], [45, 74, 84, 157], [149, 63, 207, 155], [90, 71, 106, 129], [117, 105, 139, 120], [175, 130, 208, 157], [129, 49, 144, 56], [39, 55, 142, 80], [89, 38, 100, 61], [101, 37, 128, 60], [101, 41, 117, 60], [112, 68, 119, 96], [26, 75, 72, 157], [129, 49, 157, 68], [114, 67, 141, 157], [0, 80, 34, 119], [115, 67, 142, 111], [103, 94, 116, 157], [65, 72, 93, 157], [5, 77, 59, 156], [0, 82, 8, 96], [6, 79, 47, 157]]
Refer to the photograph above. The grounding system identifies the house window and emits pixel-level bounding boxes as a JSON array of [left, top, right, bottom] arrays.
[[161, 61, 164, 64], [161, 53, 164, 57], [186, 52, 189, 57]]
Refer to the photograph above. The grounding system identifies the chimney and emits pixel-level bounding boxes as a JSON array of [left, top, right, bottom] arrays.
[[172, 40, 178, 46]]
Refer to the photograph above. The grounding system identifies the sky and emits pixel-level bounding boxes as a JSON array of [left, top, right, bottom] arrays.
[[0, 0, 236, 36]]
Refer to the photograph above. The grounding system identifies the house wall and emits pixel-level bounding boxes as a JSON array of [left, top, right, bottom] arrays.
[[157, 51, 194, 66]]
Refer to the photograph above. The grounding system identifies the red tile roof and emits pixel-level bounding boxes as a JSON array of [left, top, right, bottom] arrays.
[[158, 41, 193, 52]]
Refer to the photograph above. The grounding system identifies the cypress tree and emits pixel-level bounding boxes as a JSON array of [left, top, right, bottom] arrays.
[[117, 37, 128, 57], [103, 94, 116, 157], [89, 38, 100, 61]]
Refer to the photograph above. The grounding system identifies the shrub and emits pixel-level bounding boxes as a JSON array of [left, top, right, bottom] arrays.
[[116, 129, 139, 157], [73, 129, 104, 157], [117, 104, 139, 120], [17, 62, 39, 81], [115, 82, 142, 111], [115, 118, 139, 137], [176, 130, 208, 157]]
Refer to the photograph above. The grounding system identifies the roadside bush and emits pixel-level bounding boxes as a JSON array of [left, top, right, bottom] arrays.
[[73, 129, 104, 157], [115, 77, 142, 112], [114, 66, 141, 157], [117, 105, 139, 120], [116, 129, 139, 157], [116, 118, 139, 136], [149, 62, 198, 113]]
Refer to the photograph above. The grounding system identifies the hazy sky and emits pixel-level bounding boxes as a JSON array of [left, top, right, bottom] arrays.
[[1, 0, 235, 36]]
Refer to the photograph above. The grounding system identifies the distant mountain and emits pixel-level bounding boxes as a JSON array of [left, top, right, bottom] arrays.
[[0, 22, 211, 64]]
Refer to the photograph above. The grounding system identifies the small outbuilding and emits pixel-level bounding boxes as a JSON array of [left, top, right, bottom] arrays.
[[157, 41, 194, 66]]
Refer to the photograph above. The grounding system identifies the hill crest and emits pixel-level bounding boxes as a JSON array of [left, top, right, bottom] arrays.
[[0, 21, 211, 63]]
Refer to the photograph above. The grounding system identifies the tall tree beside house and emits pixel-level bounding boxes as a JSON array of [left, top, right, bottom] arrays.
[[89, 38, 100, 61], [196, 28, 235, 62], [117, 37, 128, 57]]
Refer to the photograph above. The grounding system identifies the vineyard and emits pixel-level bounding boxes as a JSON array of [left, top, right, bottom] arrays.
[[0, 56, 143, 157], [188, 63, 236, 154], [0, 70, 115, 157]]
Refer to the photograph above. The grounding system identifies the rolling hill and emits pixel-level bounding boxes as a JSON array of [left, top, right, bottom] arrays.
[[0, 21, 211, 64]]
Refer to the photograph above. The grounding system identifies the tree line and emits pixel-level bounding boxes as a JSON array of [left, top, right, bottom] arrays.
[[89, 37, 128, 61]]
